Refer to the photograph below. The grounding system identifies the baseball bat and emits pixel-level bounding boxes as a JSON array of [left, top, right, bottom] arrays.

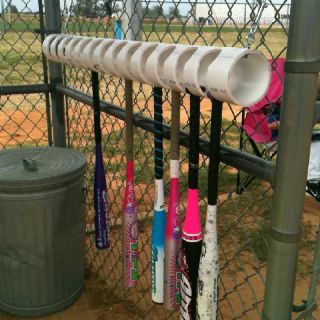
[[91, 71, 110, 249], [181, 94, 202, 320], [151, 87, 166, 303], [196, 98, 222, 319], [164, 91, 182, 310], [122, 79, 139, 287]]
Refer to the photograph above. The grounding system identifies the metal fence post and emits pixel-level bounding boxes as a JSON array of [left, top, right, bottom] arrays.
[[44, 0, 66, 147], [262, 0, 320, 319], [0, 0, 5, 35], [122, 0, 142, 41]]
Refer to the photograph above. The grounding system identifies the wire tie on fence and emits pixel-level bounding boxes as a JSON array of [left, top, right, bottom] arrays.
[[292, 300, 307, 313], [285, 58, 320, 73], [294, 301, 317, 319], [269, 227, 302, 243]]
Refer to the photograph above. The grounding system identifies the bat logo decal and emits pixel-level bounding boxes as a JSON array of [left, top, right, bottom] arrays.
[[180, 251, 192, 320]]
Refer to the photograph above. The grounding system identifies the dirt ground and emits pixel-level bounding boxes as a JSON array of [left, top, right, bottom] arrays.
[[0, 193, 318, 320], [0, 280, 142, 320]]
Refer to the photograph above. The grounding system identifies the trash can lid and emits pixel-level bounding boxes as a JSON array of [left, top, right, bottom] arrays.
[[0, 147, 87, 193]]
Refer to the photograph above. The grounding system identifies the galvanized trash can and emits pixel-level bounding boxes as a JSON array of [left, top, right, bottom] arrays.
[[0, 147, 87, 317]]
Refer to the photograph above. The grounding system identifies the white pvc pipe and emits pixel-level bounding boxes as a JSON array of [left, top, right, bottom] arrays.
[[159, 44, 198, 92], [42, 34, 59, 60], [82, 38, 104, 71], [72, 37, 93, 68], [144, 43, 176, 88], [42, 35, 271, 106], [114, 40, 142, 79], [206, 47, 271, 106], [182, 47, 222, 96], [56, 35, 75, 64], [91, 38, 115, 73], [64, 36, 85, 67], [48, 34, 66, 63], [101, 40, 128, 76], [129, 42, 158, 83]]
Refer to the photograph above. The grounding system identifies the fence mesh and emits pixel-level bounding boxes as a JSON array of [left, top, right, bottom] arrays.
[[0, 0, 319, 319]]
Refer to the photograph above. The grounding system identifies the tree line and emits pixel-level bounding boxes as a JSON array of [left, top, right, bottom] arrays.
[[68, 0, 182, 19], [1, 0, 183, 20]]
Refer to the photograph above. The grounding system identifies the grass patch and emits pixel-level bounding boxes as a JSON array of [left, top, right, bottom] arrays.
[[238, 225, 270, 262]]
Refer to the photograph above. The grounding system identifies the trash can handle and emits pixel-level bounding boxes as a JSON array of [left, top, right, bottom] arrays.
[[23, 158, 38, 172]]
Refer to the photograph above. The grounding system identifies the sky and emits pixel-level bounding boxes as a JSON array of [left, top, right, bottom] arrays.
[[2, 0, 291, 17]]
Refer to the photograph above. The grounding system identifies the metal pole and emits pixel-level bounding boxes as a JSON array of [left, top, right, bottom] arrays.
[[0, 0, 5, 35], [262, 0, 320, 319], [244, 3, 247, 27], [122, 0, 142, 41], [44, 0, 66, 147], [8, 0, 11, 25], [37, 0, 53, 146], [286, 4, 290, 31]]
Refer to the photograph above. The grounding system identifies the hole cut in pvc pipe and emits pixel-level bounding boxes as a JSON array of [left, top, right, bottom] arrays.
[[159, 45, 198, 92], [82, 38, 104, 71], [64, 36, 84, 67], [72, 37, 93, 68], [145, 44, 176, 88], [92, 38, 115, 72], [48, 34, 66, 63], [129, 42, 158, 83], [42, 34, 59, 60], [56, 35, 75, 64], [114, 41, 142, 79], [206, 48, 271, 106], [182, 47, 222, 96], [101, 40, 128, 76]]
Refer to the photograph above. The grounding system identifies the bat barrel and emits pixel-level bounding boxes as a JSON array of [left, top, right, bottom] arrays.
[[122, 160, 139, 287], [196, 99, 223, 319], [181, 94, 202, 319], [181, 240, 202, 320], [151, 178, 166, 303]]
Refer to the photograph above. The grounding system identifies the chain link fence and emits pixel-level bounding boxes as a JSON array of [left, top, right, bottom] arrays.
[[0, 0, 319, 319], [0, 0, 50, 148]]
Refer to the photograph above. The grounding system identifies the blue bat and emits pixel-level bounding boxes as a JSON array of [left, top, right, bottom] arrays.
[[151, 87, 166, 303]]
